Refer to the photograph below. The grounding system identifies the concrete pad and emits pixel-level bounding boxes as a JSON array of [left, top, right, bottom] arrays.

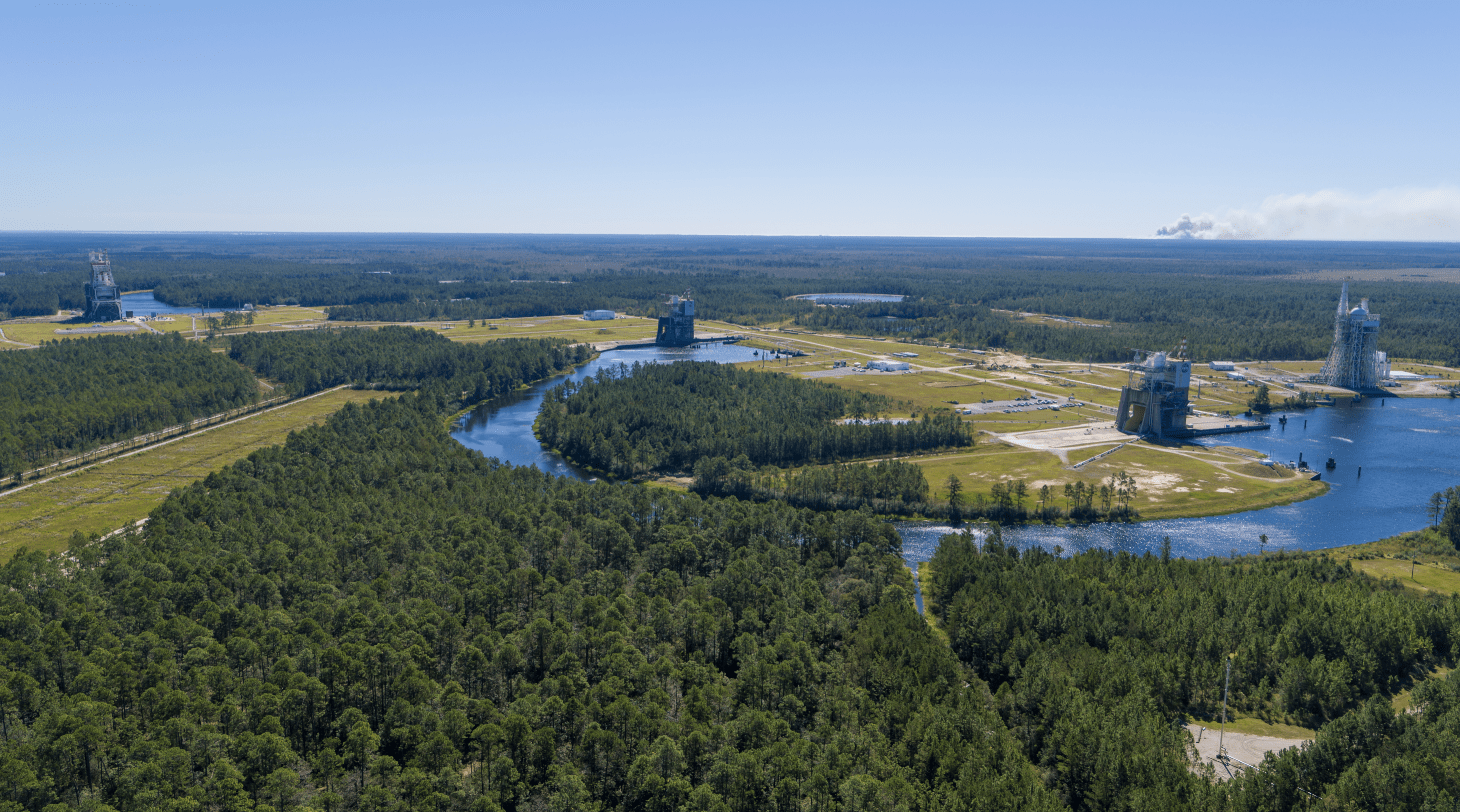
[[1186, 723, 1307, 779], [997, 424, 1129, 451]]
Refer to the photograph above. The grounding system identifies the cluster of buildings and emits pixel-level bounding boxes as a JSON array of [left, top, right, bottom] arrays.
[[1113, 284, 1396, 439]]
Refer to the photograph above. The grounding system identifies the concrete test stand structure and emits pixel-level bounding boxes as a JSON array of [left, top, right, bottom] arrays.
[[1316, 282, 1385, 391], [84, 250, 123, 321], [655, 290, 696, 346], [1115, 342, 1193, 439]]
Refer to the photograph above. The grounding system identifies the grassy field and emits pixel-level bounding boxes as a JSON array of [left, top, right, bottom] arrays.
[[809, 370, 1015, 413], [438, 315, 661, 345], [0, 304, 333, 344], [0, 388, 384, 561], [915, 560, 949, 644], [1187, 714, 1317, 740], [1322, 541, 1460, 597], [905, 439, 1327, 521], [0, 326, 36, 349], [1392, 665, 1455, 712]]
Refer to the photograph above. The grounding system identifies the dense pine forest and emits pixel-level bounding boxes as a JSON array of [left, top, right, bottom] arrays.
[[227, 328, 592, 402], [0, 393, 1064, 812], [534, 362, 973, 479], [927, 531, 1460, 808], [0, 334, 260, 479]]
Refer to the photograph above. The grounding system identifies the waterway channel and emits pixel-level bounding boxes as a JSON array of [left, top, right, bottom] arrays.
[[450, 348, 1460, 567], [452, 343, 768, 479], [119, 291, 208, 318]]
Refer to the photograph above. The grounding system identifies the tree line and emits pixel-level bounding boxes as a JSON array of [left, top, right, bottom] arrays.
[[535, 361, 974, 479], [0, 333, 260, 480], [793, 275, 1460, 366], [227, 327, 592, 406], [11, 240, 1460, 364]]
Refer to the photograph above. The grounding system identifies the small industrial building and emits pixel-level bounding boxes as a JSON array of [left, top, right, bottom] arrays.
[[868, 359, 911, 371], [1225, 371, 1246, 381], [582, 310, 615, 321], [1208, 361, 1235, 371]]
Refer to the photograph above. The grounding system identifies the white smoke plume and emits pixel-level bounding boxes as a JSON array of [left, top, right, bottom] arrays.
[[1155, 187, 1460, 241]]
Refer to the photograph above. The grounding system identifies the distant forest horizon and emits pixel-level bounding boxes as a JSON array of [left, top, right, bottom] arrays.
[[6, 232, 1460, 364]]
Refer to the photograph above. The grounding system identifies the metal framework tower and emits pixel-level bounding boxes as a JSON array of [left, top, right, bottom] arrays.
[[84, 250, 123, 321], [1317, 282, 1383, 390], [1115, 339, 1193, 439], [655, 289, 696, 346]]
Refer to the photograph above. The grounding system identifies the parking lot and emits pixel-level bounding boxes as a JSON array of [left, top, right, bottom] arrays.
[[953, 396, 1073, 415]]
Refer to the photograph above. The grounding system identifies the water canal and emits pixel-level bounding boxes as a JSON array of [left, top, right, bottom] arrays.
[[450, 348, 1460, 565], [451, 343, 767, 479], [119, 291, 209, 318]]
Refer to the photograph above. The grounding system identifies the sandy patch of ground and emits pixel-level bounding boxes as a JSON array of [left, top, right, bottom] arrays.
[[1129, 471, 1181, 493]]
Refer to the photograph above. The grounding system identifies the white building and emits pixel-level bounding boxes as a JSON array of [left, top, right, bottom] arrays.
[[1209, 361, 1235, 371], [868, 359, 911, 371], [582, 310, 616, 321], [1225, 371, 1246, 381]]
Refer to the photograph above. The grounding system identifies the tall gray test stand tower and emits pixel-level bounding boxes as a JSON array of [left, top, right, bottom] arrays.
[[1115, 342, 1193, 439], [655, 290, 696, 346], [1317, 282, 1385, 391], [84, 250, 123, 321]]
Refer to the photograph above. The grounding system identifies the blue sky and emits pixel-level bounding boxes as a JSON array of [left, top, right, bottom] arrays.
[[5, 0, 1458, 238]]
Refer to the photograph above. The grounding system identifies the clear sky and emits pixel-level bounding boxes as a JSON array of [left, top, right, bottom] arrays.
[[5, 0, 1458, 239]]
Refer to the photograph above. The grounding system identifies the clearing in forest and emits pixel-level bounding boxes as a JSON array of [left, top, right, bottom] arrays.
[[0, 387, 384, 561]]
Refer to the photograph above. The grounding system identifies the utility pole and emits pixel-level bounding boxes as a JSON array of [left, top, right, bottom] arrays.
[[1218, 655, 1232, 762]]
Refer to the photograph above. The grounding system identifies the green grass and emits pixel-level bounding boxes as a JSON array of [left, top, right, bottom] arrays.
[[0, 320, 143, 344], [916, 447, 1077, 505], [903, 439, 1327, 522], [443, 315, 661, 344], [916, 561, 949, 645], [0, 388, 384, 561], [1346, 557, 1460, 596], [1392, 665, 1454, 712], [812, 370, 1015, 414], [1090, 445, 1326, 521], [1320, 530, 1460, 596], [1187, 714, 1317, 740]]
